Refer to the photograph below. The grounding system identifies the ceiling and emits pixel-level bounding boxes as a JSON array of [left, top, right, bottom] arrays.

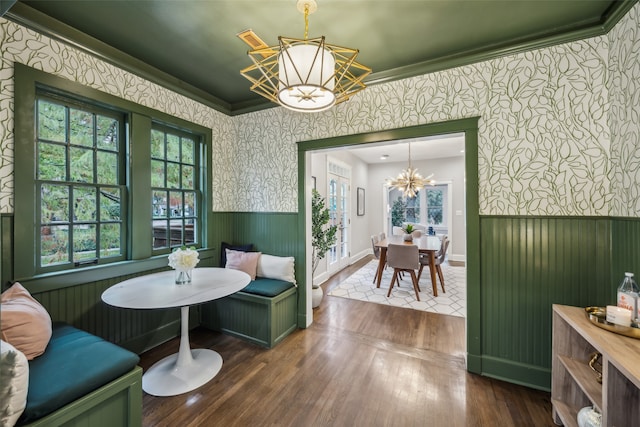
[[6, 0, 633, 116]]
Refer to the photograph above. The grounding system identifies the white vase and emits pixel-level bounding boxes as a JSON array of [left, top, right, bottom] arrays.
[[403, 233, 413, 242], [312, 286, 324, 308]]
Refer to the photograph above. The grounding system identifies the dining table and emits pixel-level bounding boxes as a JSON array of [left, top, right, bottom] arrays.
[[375, 235, 442, 296], [101, 267, 250, 397]]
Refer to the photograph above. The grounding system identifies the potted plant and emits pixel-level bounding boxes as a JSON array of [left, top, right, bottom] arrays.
[[311, 189, 337, 308], [402, 224, 415, 241]]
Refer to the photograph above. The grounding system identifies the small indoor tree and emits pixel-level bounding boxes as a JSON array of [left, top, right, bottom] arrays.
[[311, 189, 337, 275]]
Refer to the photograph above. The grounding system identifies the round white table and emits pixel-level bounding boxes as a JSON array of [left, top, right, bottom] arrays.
[[101, 267, 250, 397]]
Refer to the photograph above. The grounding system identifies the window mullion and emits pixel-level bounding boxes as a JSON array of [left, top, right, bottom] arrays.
[[129, 112, 153, 260]]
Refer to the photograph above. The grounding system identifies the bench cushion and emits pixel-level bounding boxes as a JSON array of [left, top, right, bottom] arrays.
[[18, 322, 139, 425], [241, 277, 295, 297]]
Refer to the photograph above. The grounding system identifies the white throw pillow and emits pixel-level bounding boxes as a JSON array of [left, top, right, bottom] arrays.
[[0, 340, 29, 427], [257, 254, 296, 284]]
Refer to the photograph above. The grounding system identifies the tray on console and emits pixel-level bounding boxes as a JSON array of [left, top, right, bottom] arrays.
[[585, 306, 640, 339]]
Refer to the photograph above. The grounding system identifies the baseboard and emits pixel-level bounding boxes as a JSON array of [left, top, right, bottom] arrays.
[[449, 253, 466, 263], [350, 249, 370, 264], [480, 355, 551, 392]]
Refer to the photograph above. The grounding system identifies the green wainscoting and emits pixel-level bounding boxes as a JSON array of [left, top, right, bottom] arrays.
[[610, 217, 640, 283], [479, 216, 615, 390], [208, 211, 305, 327]]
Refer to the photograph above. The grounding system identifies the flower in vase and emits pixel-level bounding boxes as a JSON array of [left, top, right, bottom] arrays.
[[168, 246, 200, 271]]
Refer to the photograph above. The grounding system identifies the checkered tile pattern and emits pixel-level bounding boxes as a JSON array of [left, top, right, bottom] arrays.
[[327, 259, 466, 317]]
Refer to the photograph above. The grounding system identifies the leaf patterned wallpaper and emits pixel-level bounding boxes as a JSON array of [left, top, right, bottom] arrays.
[[609, 3, 640, 217], [0, 3, 639, 217]]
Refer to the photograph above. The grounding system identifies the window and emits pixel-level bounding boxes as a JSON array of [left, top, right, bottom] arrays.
[[14, 64, 211, 280], [36, 96, 126, 269], [151, 126, 200, 249], [388, 183, 448, 233], [426, 186, 445, 226]]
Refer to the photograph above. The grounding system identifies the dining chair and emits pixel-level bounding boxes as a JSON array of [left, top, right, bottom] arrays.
[[386, 243, 421, 301], [418, 236, 449, 294], [379, 232, 386, 241], [371, 235, 382, 284]]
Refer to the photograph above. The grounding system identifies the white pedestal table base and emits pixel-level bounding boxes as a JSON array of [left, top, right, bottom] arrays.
[[142, 348, 222, 396], [142, 306, 223, 397]]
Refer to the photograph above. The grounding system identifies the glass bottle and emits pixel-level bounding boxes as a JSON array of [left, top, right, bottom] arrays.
[[617, 272, 639, 325]]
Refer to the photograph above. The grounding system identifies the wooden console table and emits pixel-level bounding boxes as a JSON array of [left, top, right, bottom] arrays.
[[552, 304, 640, 426]]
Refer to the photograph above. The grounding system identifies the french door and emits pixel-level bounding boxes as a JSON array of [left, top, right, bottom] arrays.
[[327, 172, 350, 275]]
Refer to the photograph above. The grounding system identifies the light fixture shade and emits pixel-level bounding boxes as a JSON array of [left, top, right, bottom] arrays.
[[278, 40, 336, 112], [240, 36, 370, 112]]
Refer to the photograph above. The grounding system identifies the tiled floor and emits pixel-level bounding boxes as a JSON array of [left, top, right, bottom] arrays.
[[327, 258, 467, 317]]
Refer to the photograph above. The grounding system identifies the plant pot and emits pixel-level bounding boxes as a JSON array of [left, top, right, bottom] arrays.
[[403, 233, 413, 242], [312, 286, 324, 308]]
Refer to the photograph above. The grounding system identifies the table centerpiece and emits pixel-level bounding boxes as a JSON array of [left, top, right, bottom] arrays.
[[168, 246, 200, 284]]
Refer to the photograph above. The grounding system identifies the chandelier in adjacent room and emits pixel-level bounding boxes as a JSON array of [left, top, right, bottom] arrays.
[[387, 143, 434, 198], [238, 0, 371, 113]]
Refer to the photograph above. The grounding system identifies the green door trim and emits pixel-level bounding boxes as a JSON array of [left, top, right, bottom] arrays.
[[297, 117, 481, 373]]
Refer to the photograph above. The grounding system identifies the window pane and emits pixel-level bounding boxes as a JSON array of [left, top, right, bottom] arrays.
[[166, 163, 180, 188], [100, 223, 121, 257], [100, 187, 121, 221], [38, 100, 65, 142], [170, 191, 182, 217], [169, 219, 183, 247], [166, 134, 180, 162], [182, 165, 194, 189], [151, 160, 165, 188], [153, 220, 168, 249], [181, 137, 194, 164], [185, 223, 195, 245], [38, 142, 66, 181], [152, 190, 168, 218], [97, 151, 118, 185], [69, 108, 94, 147], [70, 147, 94, 182], [184, 192, 196, 218], [96, 115, 118, 150], [73, 224, 96, 261], [41, 184, 69, 223], [41, 225, 69, 266], [73, 186, 96, 222], [151, 129, 165, 159]]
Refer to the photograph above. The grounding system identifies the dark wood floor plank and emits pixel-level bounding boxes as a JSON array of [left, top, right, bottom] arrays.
[[140, 257, 554, 426]]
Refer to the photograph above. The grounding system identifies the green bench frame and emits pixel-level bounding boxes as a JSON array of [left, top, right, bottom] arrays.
[[200, 286, 297, 348], [22, 366, 142, 427]]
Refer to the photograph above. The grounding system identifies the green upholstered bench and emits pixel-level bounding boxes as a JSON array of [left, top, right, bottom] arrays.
[[17, 323, 142, 427], [201, 277, 298, 348]]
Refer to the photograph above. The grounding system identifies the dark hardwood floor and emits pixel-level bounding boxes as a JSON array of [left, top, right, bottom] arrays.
[[140, 257, 554, 426]]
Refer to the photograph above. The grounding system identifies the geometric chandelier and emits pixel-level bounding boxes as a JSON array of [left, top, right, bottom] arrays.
[[238, 0, 371, 113], [387, 142, 434, 198]]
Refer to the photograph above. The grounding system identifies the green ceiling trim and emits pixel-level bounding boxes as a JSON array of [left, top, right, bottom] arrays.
[[5, 2, 233, 115], [6, 0, 638, 117], [367, 0, 638, 88]]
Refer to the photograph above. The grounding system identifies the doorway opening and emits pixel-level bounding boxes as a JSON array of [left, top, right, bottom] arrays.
[[298, 117, 482, 374]]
